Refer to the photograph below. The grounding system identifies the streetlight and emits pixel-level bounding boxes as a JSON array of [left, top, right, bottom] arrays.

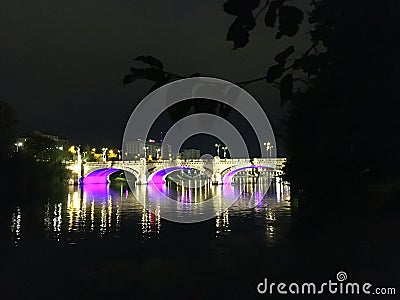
[[222, 146, 227, 159], [101, 147, 108, 162], [263, 142, 275, 157], [14, 142, 23, 152], [263, 142, 271, 158], [269, 145, 274, 157], [117, 150, 121, 160], [143, 146, 148, 160], [156, 148, 160, 160], [215, 144, 221, 157]]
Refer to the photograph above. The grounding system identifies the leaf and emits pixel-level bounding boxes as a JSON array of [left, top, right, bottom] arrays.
[[264, 0, 279, 27], [274, 45, 295, 63], [226, 12, 256, 49], [146, 75, 172, 95], [128, 66, 165, 82], [223, 0, 260, 16], [292, 59, 302, 70], [123, 75, 135, 85], [189, 73, 202, 77], [143, 68, 165, 82], [134, 55, 164, 69], [276, 5, 304, 38], [130, 66, 146, 78], [279, 74, 293, 105], [266, 63, 285, 83]]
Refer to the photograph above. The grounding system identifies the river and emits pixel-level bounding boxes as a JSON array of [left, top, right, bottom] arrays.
[[1, 178, 299, 299]]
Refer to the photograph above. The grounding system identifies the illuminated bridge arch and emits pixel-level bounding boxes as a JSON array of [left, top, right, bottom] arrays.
[[148, 166, 193, 184], [147, 164, 213, 184], [83, 167, 139, 184], [222, 166, 275, 184]]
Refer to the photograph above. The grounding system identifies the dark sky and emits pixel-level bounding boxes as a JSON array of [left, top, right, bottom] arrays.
[[1, 0, 311, 153]]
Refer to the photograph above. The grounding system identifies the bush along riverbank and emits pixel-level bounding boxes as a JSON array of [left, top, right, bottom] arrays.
[[0, 155, 71, 203]]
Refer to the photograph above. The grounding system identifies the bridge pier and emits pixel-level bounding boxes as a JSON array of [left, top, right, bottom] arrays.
[[212, 173, 222, 185], [137, 173, 148, 185]]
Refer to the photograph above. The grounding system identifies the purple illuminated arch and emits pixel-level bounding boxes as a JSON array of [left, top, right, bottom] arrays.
[[148, 166, 191, 184], [223, 166, 273, 184], [83, 183, 110, 200], [83, 168, 123, 184]]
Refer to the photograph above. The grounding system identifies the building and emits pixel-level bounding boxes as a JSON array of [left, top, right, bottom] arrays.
[[14, 131, 69, 153], [179, 148, 201, 160], [31, 130, 69, 148], [123, 139, 172, 160]]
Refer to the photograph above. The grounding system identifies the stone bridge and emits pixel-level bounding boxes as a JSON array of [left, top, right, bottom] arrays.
[[65, 157, 286, 185]]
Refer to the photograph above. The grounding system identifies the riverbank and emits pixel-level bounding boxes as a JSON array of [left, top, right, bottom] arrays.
[[1, 157, 70, 200]]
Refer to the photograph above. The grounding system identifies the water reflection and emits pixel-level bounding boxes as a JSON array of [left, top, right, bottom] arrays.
[[10, 177, 291, 246], [10, 206, 22, 246], [216, 211, 230, 237], [139, 170, 285, 223], [142, 208, 161, 234], [53, 203, 62, 241], [266, 208, 277, 242]]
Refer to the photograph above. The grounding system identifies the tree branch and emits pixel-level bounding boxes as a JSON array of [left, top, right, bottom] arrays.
[[283, 42, 319, 72], [153, 42, 320, 87], [254, 0, 270, 20]]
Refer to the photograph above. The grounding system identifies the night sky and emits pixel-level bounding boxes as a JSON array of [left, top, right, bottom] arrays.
[[1, 0, 311, 153]]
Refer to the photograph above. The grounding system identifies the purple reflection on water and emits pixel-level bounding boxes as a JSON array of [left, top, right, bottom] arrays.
[[222, 166, 273, 203], [83, 168, 121, 184], [147, 166, 195, 201], [83, 184, 110, 201]]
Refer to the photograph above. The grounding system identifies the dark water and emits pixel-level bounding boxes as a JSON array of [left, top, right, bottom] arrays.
[[3, 179, 398, 299], [7, 179, 291, 247], [2, 180, 295, 299]]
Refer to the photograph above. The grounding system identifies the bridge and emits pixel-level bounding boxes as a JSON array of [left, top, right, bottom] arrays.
[[66, 157, 286, 185]]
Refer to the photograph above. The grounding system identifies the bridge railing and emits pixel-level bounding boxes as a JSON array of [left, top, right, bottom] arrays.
[[73, 158, 287, 170]]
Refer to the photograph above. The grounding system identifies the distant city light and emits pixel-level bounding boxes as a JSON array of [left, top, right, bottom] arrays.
[[68, 146, 76, 154]]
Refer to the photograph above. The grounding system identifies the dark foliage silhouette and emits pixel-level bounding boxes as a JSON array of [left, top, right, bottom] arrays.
[[0, 101, 18, 159], [123, 0, 400, 204], [123, 0, 317, 108]]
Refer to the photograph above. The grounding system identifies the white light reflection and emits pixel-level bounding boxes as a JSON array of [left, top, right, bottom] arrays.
[[90, 199, 94, 232], [44, 202, 51, 232], [100, 203, 107, 236], [216, 210, 230, 237], [53, 203, 62, 241], [10, 207, 22, 246], [141, 206, 161, 235]]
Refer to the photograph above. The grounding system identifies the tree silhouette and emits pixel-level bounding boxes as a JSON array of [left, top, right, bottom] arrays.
[[282, 0, 400, 202], [23, 133, 71, 163], [123, 0, 400, 200], [0, 100, 18, 159], [122, 0, 320, 110]]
